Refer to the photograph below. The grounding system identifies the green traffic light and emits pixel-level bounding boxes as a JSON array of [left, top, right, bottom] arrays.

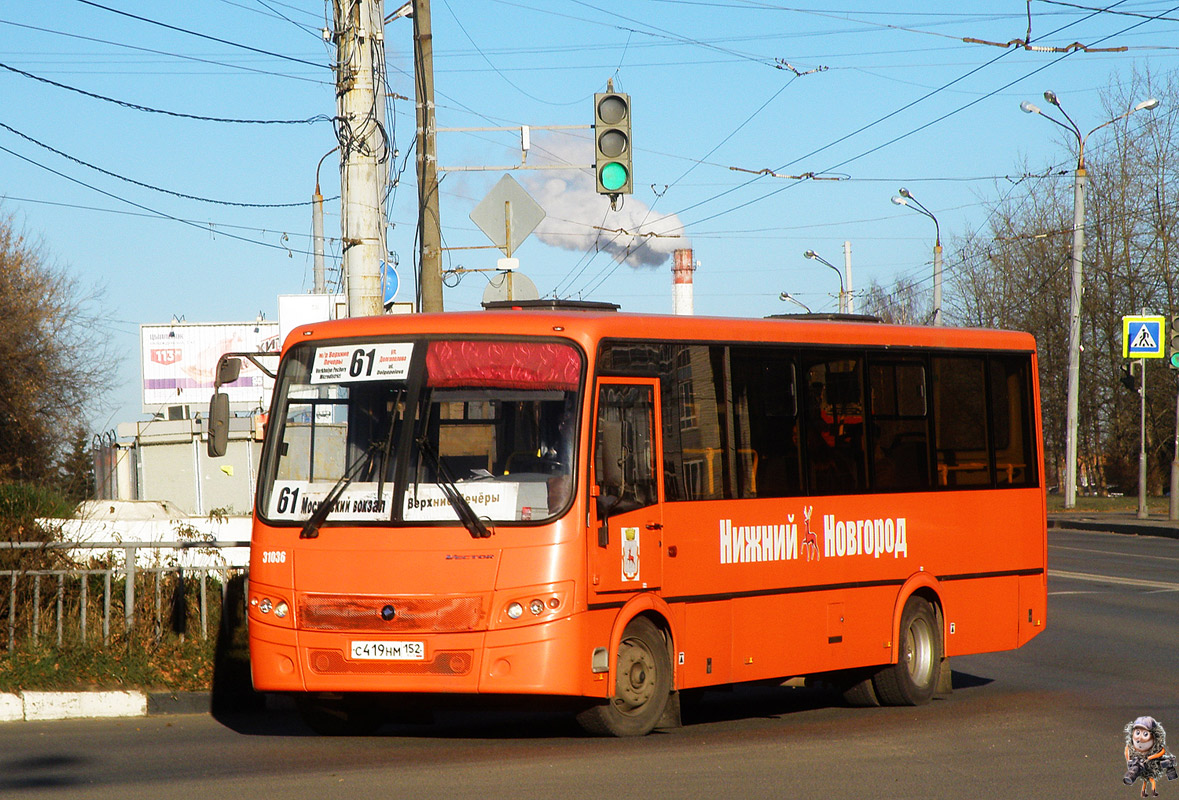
[[1171, 351, 1179, 369], [600, 162, 628, 192]]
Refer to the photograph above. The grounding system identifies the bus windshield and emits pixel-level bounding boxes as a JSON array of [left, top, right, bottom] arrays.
[[257, 338, 583, 528]]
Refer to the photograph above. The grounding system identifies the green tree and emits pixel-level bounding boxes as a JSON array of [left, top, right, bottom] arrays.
[[56, 427, 94, 505], [0, 211, 116, 488]]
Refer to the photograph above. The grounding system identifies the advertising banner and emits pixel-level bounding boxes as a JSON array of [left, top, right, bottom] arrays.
[[141, 322, 280, 411]]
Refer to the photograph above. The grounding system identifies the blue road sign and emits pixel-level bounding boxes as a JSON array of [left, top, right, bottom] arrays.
[[1123, 315, 1165, 358], [381, 260, 399, 306]]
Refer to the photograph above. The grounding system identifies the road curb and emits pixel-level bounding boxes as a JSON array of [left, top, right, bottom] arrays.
[[0, 690, 215, 722], [21, 690, 146, 721], [1048, 515, 1179, 539]]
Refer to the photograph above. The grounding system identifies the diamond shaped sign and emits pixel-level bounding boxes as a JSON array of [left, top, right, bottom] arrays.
[[469, 174, 546, 258]]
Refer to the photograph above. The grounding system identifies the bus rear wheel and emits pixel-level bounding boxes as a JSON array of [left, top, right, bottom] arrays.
[[872, 596, 942, 706], [577, 617, 672, 737]]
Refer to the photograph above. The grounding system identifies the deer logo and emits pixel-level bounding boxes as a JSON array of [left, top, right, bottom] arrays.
[[801, 505, 821, 562]]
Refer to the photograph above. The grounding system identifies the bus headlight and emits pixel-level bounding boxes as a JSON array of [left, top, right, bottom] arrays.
[[495, 582, 572, 628], [250, 592, 294, 627]]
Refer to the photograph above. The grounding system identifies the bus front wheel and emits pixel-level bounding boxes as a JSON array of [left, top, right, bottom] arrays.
[[577, 617, 672, 737], [872, 596, 942, 706]]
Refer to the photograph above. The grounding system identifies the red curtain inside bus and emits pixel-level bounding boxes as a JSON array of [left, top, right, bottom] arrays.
[[426, 340, 580, 390]]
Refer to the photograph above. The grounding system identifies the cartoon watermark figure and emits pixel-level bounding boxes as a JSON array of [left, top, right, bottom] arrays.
[[1124, 716, 1178, 797]]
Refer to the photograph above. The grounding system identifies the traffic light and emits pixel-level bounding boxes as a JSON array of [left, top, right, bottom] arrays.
[[1121, 364, 1137, 391], [594, 91, 632, 196], [1169, 316, 1179, 368]]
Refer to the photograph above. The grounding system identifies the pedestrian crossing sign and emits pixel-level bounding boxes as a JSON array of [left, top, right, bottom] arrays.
[[1123, 315, 1165, 358]]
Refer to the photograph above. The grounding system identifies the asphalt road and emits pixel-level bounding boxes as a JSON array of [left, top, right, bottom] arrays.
[[1, 527, 1175, 800]]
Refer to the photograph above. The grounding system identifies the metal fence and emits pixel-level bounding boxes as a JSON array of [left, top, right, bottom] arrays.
[[0, 540, 249, 651]]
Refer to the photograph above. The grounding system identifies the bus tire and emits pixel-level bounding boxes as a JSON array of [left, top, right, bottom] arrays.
[[872, 596, 942, 706], [576, 617, 672, 737], [296, 694, 383, 736], [839, 669, 882, 707]]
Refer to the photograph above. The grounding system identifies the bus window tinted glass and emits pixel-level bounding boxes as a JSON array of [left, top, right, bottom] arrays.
[[594, 384, 658, 514], [932, 356, 990, 486], [803, 357, 866, 494], [990, 355, 1038, 487], [731, 348, 801, 498], [869, 361, 931, 491]]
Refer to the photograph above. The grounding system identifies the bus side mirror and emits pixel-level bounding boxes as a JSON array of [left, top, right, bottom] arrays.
[[217, 357, 243, 387], [208, 392, 230, 457]]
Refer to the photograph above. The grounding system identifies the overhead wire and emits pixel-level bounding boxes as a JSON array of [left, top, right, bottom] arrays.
[[71, 0, 330, 70], [0, 120, 326, 208], [0, 60, 332, 124], [0, 142, 323, 257], [637, 0, 1145, 243], [441, 0, 589, 107], [0, 17, 332, 84]]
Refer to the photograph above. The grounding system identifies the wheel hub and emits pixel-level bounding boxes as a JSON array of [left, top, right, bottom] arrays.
[[616, 639, 657, 711]]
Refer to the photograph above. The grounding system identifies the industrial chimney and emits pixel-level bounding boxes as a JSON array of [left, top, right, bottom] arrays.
[[673, 248, 695, 315]]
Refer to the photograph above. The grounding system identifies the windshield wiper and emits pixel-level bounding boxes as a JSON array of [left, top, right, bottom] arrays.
[[414, 434, 493, 539], [300, 444, 379, 539]]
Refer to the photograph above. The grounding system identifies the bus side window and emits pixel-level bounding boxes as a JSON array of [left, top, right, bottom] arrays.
[[868, 361, 931, 491], [803, 357, 866, 495], [989, 355, 1037, 487], [730, 348, 801, 498], [932, 356, 990, 486], [594, 385, 658, 518]]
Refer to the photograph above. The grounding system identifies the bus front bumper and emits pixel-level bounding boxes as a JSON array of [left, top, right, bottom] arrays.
[[249, 614, 590, 697]]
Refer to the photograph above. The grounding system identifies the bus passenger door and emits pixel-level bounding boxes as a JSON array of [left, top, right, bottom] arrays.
[[589, 379, 664, 595]]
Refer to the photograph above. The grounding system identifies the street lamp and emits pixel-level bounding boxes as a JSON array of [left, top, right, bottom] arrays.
[[891, 188, 943, 326], [779, 292, 813, 314], [802, 250, 848, 313], [1021, 90, 1160, 510]]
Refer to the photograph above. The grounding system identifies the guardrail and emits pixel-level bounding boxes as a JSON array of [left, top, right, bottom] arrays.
[[0, 540, 250, 651]]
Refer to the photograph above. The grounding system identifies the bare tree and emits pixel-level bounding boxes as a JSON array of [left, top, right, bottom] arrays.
[[859, 275, 931, 325], [948, 69, 1179, 495]]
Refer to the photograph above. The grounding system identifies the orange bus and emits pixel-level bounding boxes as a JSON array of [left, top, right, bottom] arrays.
[[213, 306, 1046, 736]]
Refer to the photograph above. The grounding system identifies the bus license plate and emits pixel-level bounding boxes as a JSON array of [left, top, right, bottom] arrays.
[[350, 640, 425, 661]]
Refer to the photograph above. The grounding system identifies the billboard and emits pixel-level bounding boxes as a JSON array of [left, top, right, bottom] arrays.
[[141, 322, 280, 412]]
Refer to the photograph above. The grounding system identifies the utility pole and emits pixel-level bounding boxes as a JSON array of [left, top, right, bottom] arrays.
[[1020, 91, 1159, 508], [842, 240, 854, 314], [1063, 164, 1086, 507], [414, 0, 443, 312], [312, 183, 326, 294], [334, 0, 387, 318]]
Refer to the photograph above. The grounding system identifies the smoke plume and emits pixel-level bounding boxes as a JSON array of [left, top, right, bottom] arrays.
[[521, 134, 690, 268]]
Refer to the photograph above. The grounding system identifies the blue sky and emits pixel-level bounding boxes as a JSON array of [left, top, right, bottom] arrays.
[[2, 0, 1177, 428]]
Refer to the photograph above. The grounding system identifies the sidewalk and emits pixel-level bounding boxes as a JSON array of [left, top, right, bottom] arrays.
[[1048, 510, 1179, 539]]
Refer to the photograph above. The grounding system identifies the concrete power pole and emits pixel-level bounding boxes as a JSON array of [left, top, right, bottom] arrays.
[[843, 240, 854, 314], [334, 0, 387, 318], [414, 0, 443, 312]]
